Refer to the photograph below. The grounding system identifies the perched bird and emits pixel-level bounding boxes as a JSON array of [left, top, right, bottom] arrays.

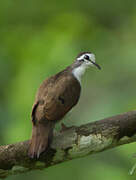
[[28, 52, 101, 158]]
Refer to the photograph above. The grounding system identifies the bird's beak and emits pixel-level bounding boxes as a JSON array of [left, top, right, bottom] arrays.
[[91, 61, 101, 70]]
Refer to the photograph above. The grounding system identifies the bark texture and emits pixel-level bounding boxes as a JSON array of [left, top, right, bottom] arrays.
[[0, 111, 136, 178]]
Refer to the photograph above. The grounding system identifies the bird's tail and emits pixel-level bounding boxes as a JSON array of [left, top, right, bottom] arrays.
[[28, 121, 54, 158]]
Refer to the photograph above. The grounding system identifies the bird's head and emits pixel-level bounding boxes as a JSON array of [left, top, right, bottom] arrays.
[[71, 52, 101, 83], [75, 52, 101, 70]]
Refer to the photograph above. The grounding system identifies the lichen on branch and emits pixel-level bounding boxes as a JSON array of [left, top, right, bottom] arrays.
[[0, 111, 136, 178]]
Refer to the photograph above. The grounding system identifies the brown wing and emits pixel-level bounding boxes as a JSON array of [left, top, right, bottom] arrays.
[[32, 73, 81, 122], [31, 77, 52, 123]]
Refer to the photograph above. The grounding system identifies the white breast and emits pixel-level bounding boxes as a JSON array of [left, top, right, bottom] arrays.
[[72, 65, 87, 84]]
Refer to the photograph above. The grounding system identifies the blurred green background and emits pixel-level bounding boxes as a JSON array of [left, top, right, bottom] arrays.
[[1, 0, 136, 179]]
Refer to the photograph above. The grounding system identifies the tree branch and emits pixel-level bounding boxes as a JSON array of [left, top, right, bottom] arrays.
[[0, 111, 136, 178]]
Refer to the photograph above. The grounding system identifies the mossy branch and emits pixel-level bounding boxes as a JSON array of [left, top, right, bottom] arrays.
[[0, 111, 136, 178]]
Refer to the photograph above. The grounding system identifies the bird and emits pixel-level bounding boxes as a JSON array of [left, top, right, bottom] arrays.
[[28, 52, 101, 158]]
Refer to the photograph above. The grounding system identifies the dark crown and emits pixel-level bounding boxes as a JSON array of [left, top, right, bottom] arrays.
[[76, 52, 91, 59]]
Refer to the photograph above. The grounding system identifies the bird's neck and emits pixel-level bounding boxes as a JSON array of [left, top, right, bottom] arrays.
[[72, 64, 87, 84]]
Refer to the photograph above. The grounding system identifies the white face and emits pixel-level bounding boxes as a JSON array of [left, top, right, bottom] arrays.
[[77, 53, 96, 67], [73, 52, 101, 83], [76, 52, 101, 70]]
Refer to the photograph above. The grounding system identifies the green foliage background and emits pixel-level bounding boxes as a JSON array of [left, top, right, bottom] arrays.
[[0, 0, 136, 179]]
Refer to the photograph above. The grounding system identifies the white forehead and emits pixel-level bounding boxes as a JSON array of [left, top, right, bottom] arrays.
[[77, 53, 95, 62]]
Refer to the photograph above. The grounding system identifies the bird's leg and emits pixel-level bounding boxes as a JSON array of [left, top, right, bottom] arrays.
[[60, 123, 75, 132], [61, 123, 68, 131]]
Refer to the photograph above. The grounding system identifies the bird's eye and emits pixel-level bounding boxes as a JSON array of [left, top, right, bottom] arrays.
[[84, 55, 90, 60]]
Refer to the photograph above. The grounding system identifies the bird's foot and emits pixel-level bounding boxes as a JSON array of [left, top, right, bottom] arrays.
[[60, 123, 75, 132]]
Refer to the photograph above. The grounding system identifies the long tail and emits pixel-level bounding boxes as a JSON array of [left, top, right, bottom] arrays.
[[28, 121, 54, 158]]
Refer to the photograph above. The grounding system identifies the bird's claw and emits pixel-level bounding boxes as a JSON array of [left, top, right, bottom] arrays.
[[60, 123, 75, 132]]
